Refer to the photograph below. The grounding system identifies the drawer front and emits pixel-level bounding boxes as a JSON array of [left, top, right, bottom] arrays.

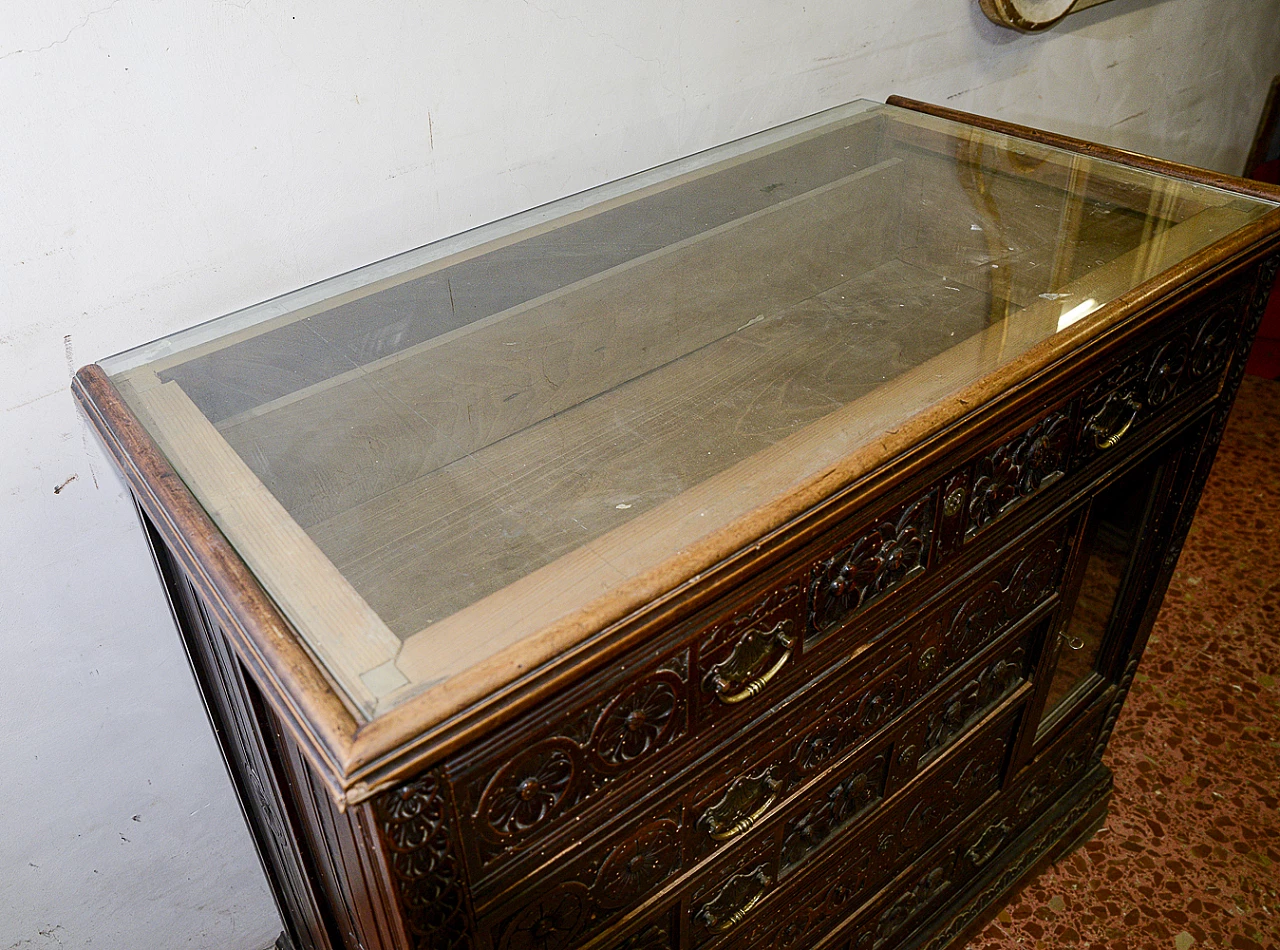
[[688, 484, 946, 740], [475, 657, 911, 945], [447, 485, 928, 887], [958, 279, 1250, 545], [805, 489, 938, 641], [733, 693, 1112, 950], [842, 700, 1113, 950], [578, 688, 1111, 950], [915, 517, 1072, 691], [480, 804, 686, 950], [475, 510, 1073, 911], [694, 703, 1025, 949], [478, 594, 1051, 950], [770, 609, 1045, 884], [1072, 283, 1247, 468], [450, 648, 695, 882], [464, 507, 1075, 906]]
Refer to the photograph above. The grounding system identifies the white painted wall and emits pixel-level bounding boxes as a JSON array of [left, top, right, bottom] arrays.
[[2, 1, 1277, 947]]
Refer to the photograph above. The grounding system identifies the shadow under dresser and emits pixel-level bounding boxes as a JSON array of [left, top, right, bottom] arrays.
[[74, 97, 1280, 950]]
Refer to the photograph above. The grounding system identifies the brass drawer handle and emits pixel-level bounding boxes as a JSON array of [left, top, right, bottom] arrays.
[[1065, 635, 1086, 651], [697, 867, 771, 933], [710, 792, 776, 840], [708, 622, 796, 705], [1087, 394, 1143, 451], [705, 771, 782, 841], [709, 888, 764, 932]]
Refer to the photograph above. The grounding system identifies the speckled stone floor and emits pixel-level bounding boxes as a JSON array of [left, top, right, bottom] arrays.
[[969, 374, 1280, 950]]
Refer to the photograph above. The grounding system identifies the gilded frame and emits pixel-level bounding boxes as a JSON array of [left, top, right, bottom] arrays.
[[979, 0, 1119, 32]]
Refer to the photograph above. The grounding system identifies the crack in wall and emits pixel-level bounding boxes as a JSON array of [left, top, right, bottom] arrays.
[[1, 0, 130, 62]]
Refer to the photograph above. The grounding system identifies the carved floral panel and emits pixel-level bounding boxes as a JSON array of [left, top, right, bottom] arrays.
[[462, 659, 690, 870], [967, 409, 1072, 536], [374, 770, 476, 950], [488, 817, 683, 950], [810, 491, 937, 635], [1077, 286, 1250, 464]]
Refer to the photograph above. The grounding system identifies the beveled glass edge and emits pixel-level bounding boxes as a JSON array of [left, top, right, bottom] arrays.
[[100, 98, 886, 375]]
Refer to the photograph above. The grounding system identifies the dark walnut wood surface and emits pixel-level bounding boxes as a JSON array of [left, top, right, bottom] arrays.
[[73, 98, 1280, 950]]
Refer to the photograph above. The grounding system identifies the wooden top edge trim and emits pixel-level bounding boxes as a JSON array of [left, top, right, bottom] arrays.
[[885, 96, 1280, 204], [341, 224, 1280, 798], [72, 365, 360, 804]]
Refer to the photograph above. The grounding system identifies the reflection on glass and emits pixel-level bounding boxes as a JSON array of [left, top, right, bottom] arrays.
[[1041, 462, 1160, 721], [98, 102, 1276, 714]]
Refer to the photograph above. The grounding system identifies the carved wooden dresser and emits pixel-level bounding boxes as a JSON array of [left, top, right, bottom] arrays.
[[74, 98, 1280, 950]]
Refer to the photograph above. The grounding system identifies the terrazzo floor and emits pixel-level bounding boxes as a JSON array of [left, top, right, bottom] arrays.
[[970, 374, 1280, 950]]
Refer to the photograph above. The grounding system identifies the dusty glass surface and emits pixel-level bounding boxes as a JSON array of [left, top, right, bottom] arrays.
[[103, 101, 1276, 716]]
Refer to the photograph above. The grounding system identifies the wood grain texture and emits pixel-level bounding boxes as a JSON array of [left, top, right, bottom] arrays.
[[382, 204, 1256, 705], [214, 158, 904, 529], [72, 364, 361, 794], [125, 109, 885, 387], [122, 378, 401, 712]]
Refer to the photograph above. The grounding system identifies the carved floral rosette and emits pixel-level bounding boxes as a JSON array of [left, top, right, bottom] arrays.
[[967, 410, 1072, 535], [810, 491, 937, 633], [469, 664, 689, 864], [493, 818, 682, 950]]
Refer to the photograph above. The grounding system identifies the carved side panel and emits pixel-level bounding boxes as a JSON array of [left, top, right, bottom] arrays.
[[373, 771, 475, 950], [158, 559, 339, 950], [1016, 704, 1108, 819], [809, 490, 938, 635]]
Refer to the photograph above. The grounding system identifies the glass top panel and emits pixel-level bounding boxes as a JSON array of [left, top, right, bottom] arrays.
[[104, 101, 1276, 717]]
